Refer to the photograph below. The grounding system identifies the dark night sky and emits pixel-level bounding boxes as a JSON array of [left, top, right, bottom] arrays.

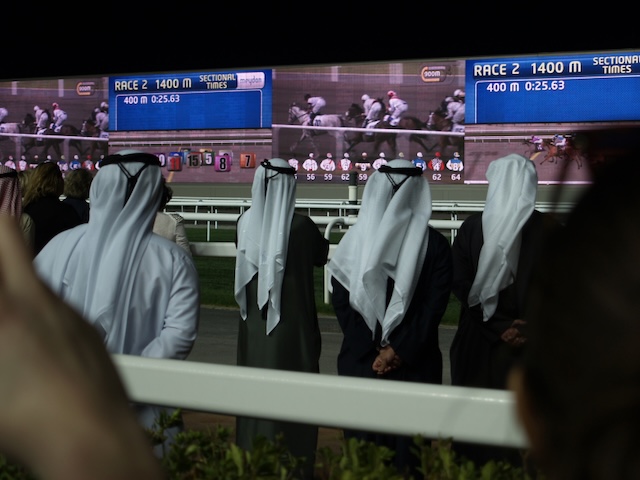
[[4, 7, 638, 80]]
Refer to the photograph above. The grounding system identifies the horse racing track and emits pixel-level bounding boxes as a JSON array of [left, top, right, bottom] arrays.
[[0, 127, 97, 163], [276, 117, 457, 162]]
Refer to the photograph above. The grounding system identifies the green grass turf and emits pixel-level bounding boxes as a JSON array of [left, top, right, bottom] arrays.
[[186, 226, 460, 326]]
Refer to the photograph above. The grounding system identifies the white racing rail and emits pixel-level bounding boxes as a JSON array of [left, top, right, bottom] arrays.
[[113, 354, 529, 448], [183, 213, 461, 304], [179, 206, 570, 304]]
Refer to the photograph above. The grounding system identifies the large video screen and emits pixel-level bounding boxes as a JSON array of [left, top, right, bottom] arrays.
[[0, 78, 109, 171], [1, 49, 639, 185]]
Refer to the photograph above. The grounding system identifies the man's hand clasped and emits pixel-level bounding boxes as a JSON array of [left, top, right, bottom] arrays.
[[372, 345, 402, 375]]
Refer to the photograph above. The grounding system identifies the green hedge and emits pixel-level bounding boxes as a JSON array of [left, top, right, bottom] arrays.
[[157, 411, 544, 479]]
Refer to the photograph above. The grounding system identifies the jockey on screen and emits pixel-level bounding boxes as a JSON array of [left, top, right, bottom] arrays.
[[34, 106, 50, 140], [304, 94, 326, 125], [95, 102, 109, 136], [446, 89, 465, 134], [385, 90, 408, 127], [361, 94, 384, 128], [50, 102, 68, 132]]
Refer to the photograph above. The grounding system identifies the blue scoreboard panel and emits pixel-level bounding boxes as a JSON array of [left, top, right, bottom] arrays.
[[109, 70, 272, 131], [466, 51, 640, 124]]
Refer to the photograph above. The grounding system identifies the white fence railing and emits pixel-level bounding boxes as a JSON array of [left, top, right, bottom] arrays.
[[114, 354, 528, 449], [185, 213, 462, 304], [169, 197, 573, 236], [168, 196, 574, 214], [177, 198, 573, 304]]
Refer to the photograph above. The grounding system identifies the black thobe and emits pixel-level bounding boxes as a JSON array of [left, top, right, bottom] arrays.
[[331, 227, 453, 476], [235, 213, 329, 479], [449, 209, 560, 467], [450, 210, 560, 389]]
